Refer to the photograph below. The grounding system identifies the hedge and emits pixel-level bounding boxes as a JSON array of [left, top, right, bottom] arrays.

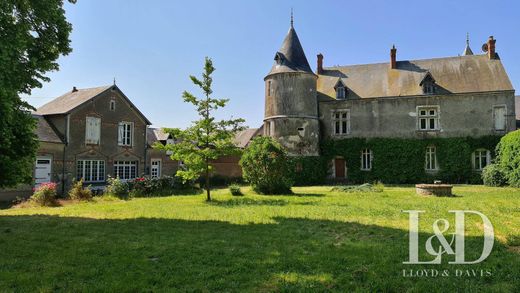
[[290, 136, 501, 185]]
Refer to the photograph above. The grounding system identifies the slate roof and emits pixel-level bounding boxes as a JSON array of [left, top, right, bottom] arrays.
[[147, 128, 171, 146], [267, 26, 313, 76], [234, 128, 261, 148], [317, 54, 513, 99], [35, 85, 151, 124], [33, 115, 63, 143]]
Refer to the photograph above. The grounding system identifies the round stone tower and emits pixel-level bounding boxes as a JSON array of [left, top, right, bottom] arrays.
[[263, 20, 320, 156]]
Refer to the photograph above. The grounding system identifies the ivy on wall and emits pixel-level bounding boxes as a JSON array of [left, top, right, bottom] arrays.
[[291, 136, 502, 185]]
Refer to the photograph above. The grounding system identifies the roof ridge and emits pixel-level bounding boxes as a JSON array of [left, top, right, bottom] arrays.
[[324, 54, 489, 69]]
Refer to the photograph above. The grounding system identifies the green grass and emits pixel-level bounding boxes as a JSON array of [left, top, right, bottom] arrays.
[[0, 185, 519, 292]]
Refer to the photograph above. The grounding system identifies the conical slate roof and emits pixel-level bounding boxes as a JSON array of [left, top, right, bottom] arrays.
[[463, 44, 474, 56], [266, 26, 314, 76]]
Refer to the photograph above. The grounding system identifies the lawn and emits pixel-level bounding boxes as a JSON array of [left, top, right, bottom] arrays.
[[0, 185, 519, 292]]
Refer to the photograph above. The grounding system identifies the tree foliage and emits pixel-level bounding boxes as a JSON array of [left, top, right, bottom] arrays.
[[496, 130, 520, 187], [0, 0, 73, 187], [156, 57, 244, 201], [240, 137, 293, 194]]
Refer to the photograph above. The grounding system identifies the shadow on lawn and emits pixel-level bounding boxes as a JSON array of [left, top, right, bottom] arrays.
[[0, 215, 518, 292], [210, 197, 288, 207]]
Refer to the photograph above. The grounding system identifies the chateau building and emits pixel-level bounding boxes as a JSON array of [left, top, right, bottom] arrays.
[[263, 19, 516, 180]]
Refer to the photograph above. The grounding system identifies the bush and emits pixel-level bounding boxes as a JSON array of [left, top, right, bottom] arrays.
[[31, 182, 57, 206], [240, 137, 293, 195], [229, 184, 243, 196], [105, 176, 129, 198], [68, 179, 93, 201], [331, 183, 384, 193], [482, 164, 507, 187], [126, 176, 194, 197], [496, 130, 520, 187]]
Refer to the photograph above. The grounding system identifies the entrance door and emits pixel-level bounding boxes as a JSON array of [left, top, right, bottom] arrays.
[[35, 156, 52, 187], [334, 158, 346, 179]]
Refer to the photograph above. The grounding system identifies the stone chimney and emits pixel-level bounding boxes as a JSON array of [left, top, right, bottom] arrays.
[[317, 53, 323, 74], [487, 36, 496, 59], [72, 86, 78, 93], [390, 45, 397, 69]]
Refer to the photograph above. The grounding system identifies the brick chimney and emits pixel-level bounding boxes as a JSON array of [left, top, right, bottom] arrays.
[[487, 36, 496, 59], [317, 53, 323, 74], [72, 86, 78, 93], [390, 45, 397, 69]]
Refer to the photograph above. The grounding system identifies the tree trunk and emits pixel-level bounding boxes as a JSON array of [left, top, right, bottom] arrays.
[[205, 163, 211, 201]]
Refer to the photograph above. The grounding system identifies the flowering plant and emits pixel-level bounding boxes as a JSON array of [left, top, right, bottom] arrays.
[[31, 182, 58, 206]]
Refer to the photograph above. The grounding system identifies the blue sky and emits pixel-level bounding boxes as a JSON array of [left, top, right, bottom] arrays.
[[24, 0, 520, 129]]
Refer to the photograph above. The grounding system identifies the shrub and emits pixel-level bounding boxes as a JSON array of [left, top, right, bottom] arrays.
[[331, 183, 384, 193], [105, 176, 129, 199], [126, 176, 192, 197], [229, 184, 243, 196], [496, 130, 520, 187], [31, 182, 57, 206], [68, 179, 93, 201], [482, 164, 507, 187], [240, 137, 293, 195]]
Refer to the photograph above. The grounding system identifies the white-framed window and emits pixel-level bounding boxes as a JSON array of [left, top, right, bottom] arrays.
[[493, 105, 506, 131], [332, 110, 350, 135], [151, 159, 161, 178], [336, 86, 346, 99], [361, 149, 372, 171], [109, 99, 116, 111], [473, 149, 491, 171], [77, 160, 105, 182], [114, 161, 137, 180], [425, 146, 438, 171], [418, 106, 439, 131], [85, 116, 101, 144], [118, 122, 133, 146]]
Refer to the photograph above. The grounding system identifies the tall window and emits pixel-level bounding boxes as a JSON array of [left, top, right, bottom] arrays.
[[418, 106, 439, 131], [493, 105, 506, 130], [336, 86, 346, 99], [361, 149, 372, 171], [332, 110, 350, 135], [422, 82, 436, 94], [267, 80, 272, 96], [118, 122, 133, 146], [77, 160, 105, 182], [425, 146, 438, 171], [85, 116, 101, 144], [473, 149, 490, 171], [151, 159, 161, 178], [109, 100, 116, 111], [114, 161, 137, 180]]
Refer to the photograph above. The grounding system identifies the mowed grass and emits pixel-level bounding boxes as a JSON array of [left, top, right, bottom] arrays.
[[0, 185, 519, 292]]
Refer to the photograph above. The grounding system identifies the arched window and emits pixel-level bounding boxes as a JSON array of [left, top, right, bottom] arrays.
[[361, 149, 372, 171], [473, 149, 491, 171]]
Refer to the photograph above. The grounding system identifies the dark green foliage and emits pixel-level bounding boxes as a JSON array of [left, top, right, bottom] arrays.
[[240, 137, 293, 194], [289, 156, 329, 186], [482, 164, 507, 187], [320, 136, 501, 184], [496, 130, 520, 187], [0, 0, 73, 187], [68, 179, 93, 201], [127, 176, 196, 197], [197, 175, 243, 187], [228, 184, 242, 196]]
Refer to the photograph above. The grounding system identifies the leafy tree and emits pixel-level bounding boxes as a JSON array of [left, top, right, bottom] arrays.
[[0, 0, 73, 187], [240, 136, 293, 194], [156, 57, 244, 201], [496, 130, 520, 187]]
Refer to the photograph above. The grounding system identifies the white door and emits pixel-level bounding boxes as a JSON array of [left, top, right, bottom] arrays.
[[35, 156, 52, 187], [151, 159, 161, 178]]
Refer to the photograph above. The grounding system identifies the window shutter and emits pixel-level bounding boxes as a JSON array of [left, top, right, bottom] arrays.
[[118, 123, 124, 145]]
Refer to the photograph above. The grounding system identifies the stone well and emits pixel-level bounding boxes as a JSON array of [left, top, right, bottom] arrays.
[[415, 184, 453, 197]]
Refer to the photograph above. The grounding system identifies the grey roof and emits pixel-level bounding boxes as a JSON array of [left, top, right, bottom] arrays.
[[463, 44, 474, 56], [234, 128, 261, 148], [147, 128, 171, 146], [317, 54, 514, 99], [36, 85, 112, 115], [35, 85, 152, 124], [33, 115, 63, 143], [266, 26, 313, 76]]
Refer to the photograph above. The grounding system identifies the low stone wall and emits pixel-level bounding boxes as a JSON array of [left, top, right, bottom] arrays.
[[0, 184, 32, 202], [416, 184, 453, 197]]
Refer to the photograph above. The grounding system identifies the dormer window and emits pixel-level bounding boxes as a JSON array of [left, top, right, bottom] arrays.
[[274, 52, 285, 65], [334, 79, 347, 99], [420, 72, 436, 95]]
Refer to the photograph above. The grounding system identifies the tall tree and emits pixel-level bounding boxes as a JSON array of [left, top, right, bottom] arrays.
[[156, 57, 244, 201], [0, 0, 73, 187]]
